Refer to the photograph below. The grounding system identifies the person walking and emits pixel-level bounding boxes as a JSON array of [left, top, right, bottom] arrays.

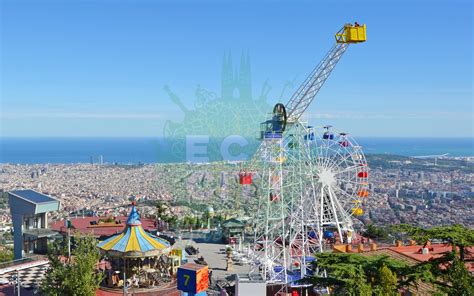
[[208, 269, 213, 285]]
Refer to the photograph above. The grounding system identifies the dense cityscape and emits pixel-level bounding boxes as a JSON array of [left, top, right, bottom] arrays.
[[1, 154, 473, 231]]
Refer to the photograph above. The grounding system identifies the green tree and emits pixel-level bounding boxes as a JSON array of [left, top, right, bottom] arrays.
[[182, 215, 196, 229], [40, 234, 104, 296], [302, 253, 413, 295], [213, 214, 225, 226], [195, 216, 202, 229], [445, 255, 474, 296], [167, 215, 178, 228], [156, 201, 168, 219], [346, 266, 372, 296], [156, 200, 180, 227], [0, 246, 13, 263], [364, 223, 389, 241], [376, 265, 398, 296]]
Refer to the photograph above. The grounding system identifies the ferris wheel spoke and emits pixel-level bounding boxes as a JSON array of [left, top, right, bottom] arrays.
[[333, 187, 352, 219], [324, 150, 339, 169], [316, 134, 336, 169], [334, 177, 364, 187], [327, 137, 355, 168], [332, 164, 361, 176], [331, 184, 355, 202], [319, 141, 343, 170], [331, 185, 359, 210], [321, 138, 343, 169], [314, 143, 328, 170], [332, 180, 358, 200], [327, 148, 354, 171]]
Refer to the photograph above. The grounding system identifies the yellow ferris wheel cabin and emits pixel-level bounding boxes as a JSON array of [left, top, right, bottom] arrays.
[[335, 23, 367, 43]]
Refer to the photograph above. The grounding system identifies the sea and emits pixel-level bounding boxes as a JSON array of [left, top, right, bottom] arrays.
[[0, 137, 472, 164]]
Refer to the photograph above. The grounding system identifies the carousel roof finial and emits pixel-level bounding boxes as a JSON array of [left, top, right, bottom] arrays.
[[127, 201, 141, 226]]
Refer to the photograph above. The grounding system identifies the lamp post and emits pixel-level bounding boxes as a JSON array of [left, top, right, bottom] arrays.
[[16, 269, 20, 296], [65, 219, 71, 259]]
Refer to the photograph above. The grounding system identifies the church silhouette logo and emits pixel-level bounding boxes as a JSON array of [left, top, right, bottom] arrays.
[[160, 52, 295, 163]]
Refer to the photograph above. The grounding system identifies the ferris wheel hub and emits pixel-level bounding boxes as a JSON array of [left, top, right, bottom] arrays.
[[317, 168, 336, 186]]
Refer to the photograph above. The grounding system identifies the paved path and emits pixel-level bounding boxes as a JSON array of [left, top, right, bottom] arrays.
[[191, 242, 250, 280], [174, 235, 251, 293]]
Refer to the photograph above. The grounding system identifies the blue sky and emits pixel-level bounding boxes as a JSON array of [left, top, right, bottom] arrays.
[[1, 0, 472, 137]]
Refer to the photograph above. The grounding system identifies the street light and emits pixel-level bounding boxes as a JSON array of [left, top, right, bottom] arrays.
[[9, 270, 21, 296]]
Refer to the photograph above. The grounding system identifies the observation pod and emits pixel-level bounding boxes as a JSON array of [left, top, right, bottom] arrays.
[[358, 171, 368, 178], [274, 156, 287, 163], [323, 132, 334, 140], [304, 132, 315, 141], [352, 207, 364, 216], [358, 190, 369, 198], [339, 140, 350, 147], [288, 134, 299, 148], [335, 23, 367, 43], [323, 231, 334, 239], [239, 172, 253, 185]]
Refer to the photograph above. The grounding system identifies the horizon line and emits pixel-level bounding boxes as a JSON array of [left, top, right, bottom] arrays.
[[1, 135, 473, 139]]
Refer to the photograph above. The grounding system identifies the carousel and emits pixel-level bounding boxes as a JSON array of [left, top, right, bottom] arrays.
[[97, 202, 175, 291]]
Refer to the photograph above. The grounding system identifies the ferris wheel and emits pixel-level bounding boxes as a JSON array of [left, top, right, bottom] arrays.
[[311, 126, 369, 243]]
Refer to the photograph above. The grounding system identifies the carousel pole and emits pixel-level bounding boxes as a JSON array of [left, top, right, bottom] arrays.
[[123, 258, 127, 296]]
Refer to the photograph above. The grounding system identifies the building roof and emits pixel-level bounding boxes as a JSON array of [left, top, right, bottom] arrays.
[[51, 215, 156, 237], [352, 243, 474, 269], [97, 205, 170, 258], [388, 244, 474, 270], [359, 248, 419, 265], [8, 189, 60, 215], [9, 190, 57, 204]]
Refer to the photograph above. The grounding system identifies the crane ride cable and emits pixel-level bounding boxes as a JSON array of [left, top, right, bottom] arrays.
[[237, 23, 367, 289]]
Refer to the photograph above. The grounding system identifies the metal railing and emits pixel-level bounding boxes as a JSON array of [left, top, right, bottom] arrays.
[[0, 255, 46, 270]]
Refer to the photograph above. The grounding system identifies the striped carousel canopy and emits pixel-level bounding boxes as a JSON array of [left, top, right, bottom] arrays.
[[97, 203, 171, 258]]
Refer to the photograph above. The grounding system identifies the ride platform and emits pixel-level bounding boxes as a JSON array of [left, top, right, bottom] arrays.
[[336, 23, 367, 43]]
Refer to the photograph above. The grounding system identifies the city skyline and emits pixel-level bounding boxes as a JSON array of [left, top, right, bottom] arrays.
[[1, 0, 472, 137]]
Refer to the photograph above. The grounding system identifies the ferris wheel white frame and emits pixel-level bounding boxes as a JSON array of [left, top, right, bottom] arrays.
[[311, 126, 369, 243]]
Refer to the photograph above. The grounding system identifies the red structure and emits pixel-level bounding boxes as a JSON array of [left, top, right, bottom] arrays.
[[239, 172, 253, 185]]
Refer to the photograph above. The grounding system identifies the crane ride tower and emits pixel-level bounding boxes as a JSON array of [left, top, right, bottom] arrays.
[[238, 23, 368, 290]]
